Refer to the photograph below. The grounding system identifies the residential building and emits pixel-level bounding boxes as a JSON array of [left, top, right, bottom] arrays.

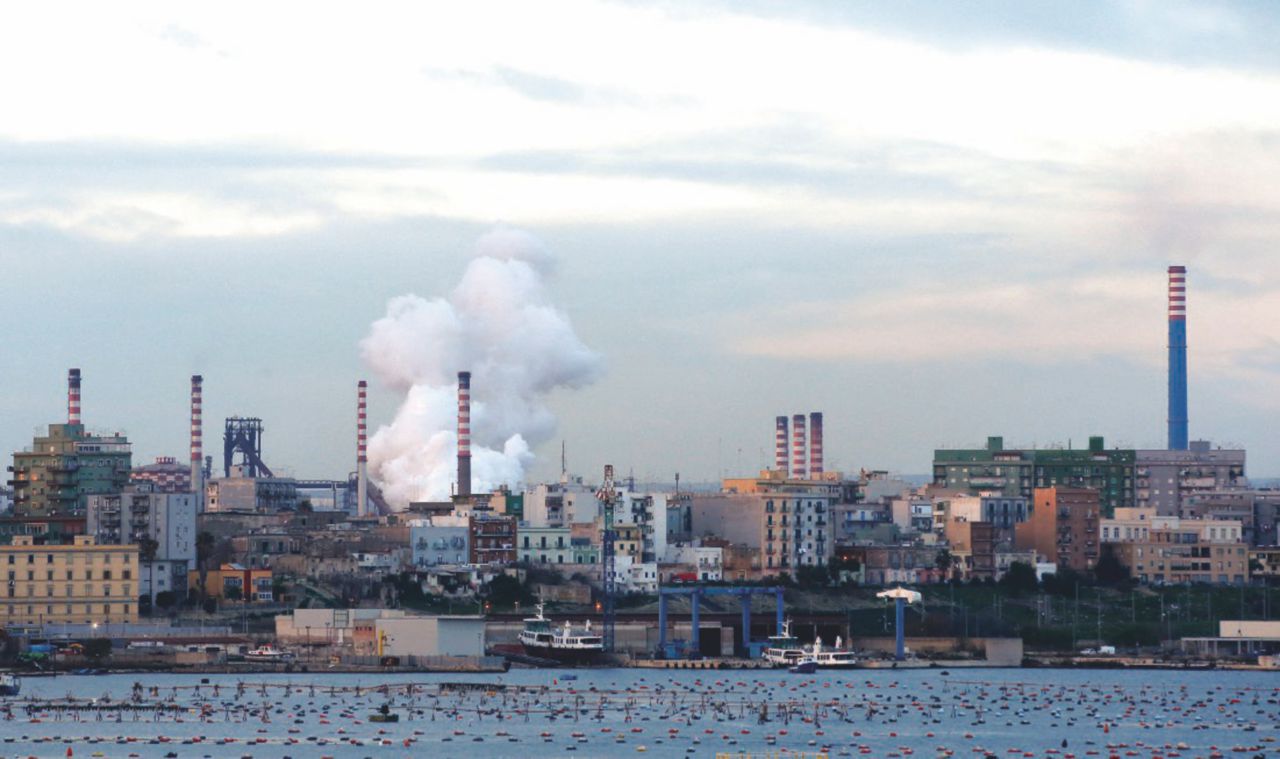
[[1136, 442, 1247, 516], [1101, 508, 1244, 545], [189, 563, 273, 602], [86, 485, 197, 603], [410, 516, 470, 567], [944, 519, 996, 581], [934, 436, 1135, 515], [1014, 487, 1100, 573], [1108, 528, 1248, 585], [518, 525, 573, 565], [469, 513, 517, 565], [8, 423, 132, 517], [890, 496, 935, 534], [689, 487, 833, 576], [663, 543, 723, 581], [0, 534, 138, 626]]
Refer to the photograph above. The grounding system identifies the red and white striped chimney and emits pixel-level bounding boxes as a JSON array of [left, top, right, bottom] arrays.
[[457, 371, 472, 497], [67, 368, 81, 425], [791, 413, 807, 480], [190, 375, 204, 510], [356, 380, 368, 516], [808, 411, 824, 478], [774, 416, 789, 475]]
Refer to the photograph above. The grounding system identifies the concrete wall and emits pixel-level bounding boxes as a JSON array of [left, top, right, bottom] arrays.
[[852, 636, 1023, 665], [376, 616, 485, 657], [1219, 620, 1280, 639]]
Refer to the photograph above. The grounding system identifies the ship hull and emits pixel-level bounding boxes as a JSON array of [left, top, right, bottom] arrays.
[[520, 642, 604, 665]]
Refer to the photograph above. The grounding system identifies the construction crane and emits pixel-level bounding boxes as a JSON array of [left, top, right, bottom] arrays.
[[596, 464, 618, 653]]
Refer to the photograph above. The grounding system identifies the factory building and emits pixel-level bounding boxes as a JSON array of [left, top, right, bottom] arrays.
[[205, 467, 298, 512], [933, 436, 1134, 515], [0, 534, 139, 626]]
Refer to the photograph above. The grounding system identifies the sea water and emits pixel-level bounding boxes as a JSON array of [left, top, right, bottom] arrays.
[[2, 667, 1277, 758]]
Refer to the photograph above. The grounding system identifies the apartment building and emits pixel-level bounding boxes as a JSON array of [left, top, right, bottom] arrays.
[[1014, 487, 1100, 573], [0, 534, 139, 626]]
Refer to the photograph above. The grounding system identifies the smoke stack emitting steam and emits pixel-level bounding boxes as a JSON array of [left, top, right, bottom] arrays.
[[1167, 265, 1188, 450], [457, 371, 472, 497], [361, 229, 601, 509], [356, 380, 368, 516], [67, 368, 81, 425]]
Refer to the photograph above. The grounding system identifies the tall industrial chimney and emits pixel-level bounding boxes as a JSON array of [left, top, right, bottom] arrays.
[[791, 413, 807, 480], [457, 371, 472, 497], [190, 375, 204, 511], [808, 412, 824, 478], [1167, 265, 1188, 450], [356, 380, 368, 516], [774, 416, 789, 475], [67, 368, 81, 425]]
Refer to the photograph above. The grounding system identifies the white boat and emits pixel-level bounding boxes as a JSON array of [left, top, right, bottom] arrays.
[[518, 603, 604, 664], [245, 645, 295, 663], [807, 635, 857, 669], [0, 674, 19, 697], [762, 620, 805, 667]]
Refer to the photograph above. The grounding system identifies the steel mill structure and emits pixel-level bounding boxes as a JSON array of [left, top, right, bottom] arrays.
[[222, 417, 273, 478], [1168, 265, 1189, 451], [190, 374, 203, 511]]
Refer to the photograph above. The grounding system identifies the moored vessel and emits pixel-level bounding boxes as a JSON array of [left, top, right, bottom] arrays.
[[518, 603, 604, 664]]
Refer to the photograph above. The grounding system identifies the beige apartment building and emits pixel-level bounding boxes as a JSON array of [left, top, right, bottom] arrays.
[[0, 534, 139, 626]]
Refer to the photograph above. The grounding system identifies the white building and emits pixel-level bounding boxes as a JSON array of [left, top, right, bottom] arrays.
[[664, 544, 723, 581], [1101, 507, 1244, 544], [85, 484, 196, 602], [518, 525, 573, 565], [410, 516, 470, 568]]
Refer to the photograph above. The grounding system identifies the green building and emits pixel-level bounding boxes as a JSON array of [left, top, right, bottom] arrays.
[[8, 423, 132, 518], [933, 435, 1134, 515]]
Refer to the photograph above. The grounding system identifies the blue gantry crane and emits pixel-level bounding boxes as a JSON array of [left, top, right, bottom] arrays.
[[656, 584, 786, 659]]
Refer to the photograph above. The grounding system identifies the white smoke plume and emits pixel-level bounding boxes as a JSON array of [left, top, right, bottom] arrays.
[[360, 228, 601, 509]]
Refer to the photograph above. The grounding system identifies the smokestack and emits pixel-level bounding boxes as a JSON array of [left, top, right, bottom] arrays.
[[67, 368, 81, 425], [190, 375, 203, 511], [791, 413, 807, 480], [808, 412, 824, 478], [457, 371, 472, 497], [1168, 265, 1188, 450], [357, 380, 368, 516], [774, 416, 789, 475]]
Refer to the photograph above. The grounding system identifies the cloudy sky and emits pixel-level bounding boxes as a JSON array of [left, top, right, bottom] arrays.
[[3, 0, 1279, 485]]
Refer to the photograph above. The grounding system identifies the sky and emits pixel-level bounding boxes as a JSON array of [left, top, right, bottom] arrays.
[[2, 0, 1280, 487]]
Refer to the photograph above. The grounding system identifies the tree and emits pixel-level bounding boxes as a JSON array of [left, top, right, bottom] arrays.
[[796, 565, 829, 588], [1094, 545, 1130, 586], [83, 638, 112, 661], [154, 591, 176, 610], [935, 549, 955, 580], [1042, 566, 1085, 597], [484, 574, 533, 609], [137, 534, 160, 610], [195, 531, 216, 600], [999, 561, 1039, 596], [225, 585, 243, 602]]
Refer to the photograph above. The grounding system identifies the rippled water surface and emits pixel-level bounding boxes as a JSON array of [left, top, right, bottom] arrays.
[[2, 667, 1277, 757]]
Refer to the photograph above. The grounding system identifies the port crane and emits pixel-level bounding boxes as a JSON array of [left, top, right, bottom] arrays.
[[596, 464, 618, 652]]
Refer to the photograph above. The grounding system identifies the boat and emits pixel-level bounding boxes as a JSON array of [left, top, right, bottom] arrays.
[[245, 645, 296, 663], [806, 635, 857, 669], [788, 659, 817, 674], [0, 674, 19, 697], [518, 603, 604, 664], [762, 620, 805, 667]]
